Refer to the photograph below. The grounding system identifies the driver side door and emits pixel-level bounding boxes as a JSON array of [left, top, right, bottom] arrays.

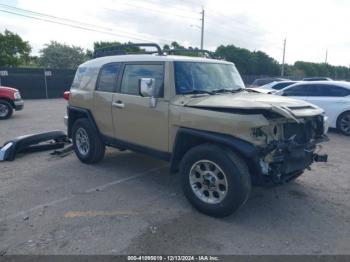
[[111, 62, 169, 153]]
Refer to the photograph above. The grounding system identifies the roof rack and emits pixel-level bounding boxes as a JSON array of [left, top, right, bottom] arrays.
[[165, 49, 215, 58], [93, 43, 163, 58]]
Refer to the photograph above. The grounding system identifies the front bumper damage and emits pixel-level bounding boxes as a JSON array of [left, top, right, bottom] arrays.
[[0, 131, 68, 161], [256, 136, 328, 185]]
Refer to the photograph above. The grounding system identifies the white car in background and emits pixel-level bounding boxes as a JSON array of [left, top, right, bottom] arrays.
[[276, 81, 350, 135], [248, 80, 298, 94]]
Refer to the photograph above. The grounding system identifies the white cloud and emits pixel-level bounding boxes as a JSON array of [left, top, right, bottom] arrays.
[[0, 0, 349, 66]]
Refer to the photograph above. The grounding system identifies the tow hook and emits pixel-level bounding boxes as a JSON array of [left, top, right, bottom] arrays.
[[313, 153, 328, 162]]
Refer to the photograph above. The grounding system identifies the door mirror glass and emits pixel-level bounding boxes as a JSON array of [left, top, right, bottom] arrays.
[[139, 78, 156, 97]]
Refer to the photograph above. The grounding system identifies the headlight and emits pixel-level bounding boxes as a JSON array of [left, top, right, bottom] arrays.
[[323, 115, 329, 134], [14, 92, 21, 100]]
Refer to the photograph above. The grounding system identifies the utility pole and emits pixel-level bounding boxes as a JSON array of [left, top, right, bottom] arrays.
[[200, 8, 205, 50], [281, 38, 286, 77], [325, 49, 328, 64]]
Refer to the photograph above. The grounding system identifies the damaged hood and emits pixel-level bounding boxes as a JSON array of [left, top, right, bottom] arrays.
[[184, 92, 324, 119]]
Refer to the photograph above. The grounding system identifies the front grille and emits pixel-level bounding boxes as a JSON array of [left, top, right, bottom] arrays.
[[284, 123, 311, 144], [284, 116, 324, 144]]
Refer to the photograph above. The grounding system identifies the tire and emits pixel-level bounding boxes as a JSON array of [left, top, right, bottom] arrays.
[[180, 143, 251, 217], [72, 118, 105, 164], [337, 111, 350, 136], [0, 100, 13, 120]]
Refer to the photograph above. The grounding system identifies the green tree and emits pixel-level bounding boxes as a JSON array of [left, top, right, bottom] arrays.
[[252, 51, 280, 75], [163, 42, 205, 57], [39, 41, 87, 69], [93, 41, 141, 55], [215, 45, 279, 76], [0, 29, 31, 67]]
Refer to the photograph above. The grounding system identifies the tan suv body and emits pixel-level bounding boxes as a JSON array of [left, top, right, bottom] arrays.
[[66, 51, 328, 217]]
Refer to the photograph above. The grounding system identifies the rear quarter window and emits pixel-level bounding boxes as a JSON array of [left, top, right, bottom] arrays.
[[96, 63, 120, 92], [71, 66, 97, 90], [308, 85, 350, 97]]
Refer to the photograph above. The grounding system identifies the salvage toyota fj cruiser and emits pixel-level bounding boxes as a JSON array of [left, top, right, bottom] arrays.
[[64, 44, 328, 217]]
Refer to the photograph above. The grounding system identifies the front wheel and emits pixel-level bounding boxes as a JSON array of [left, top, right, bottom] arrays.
[[180, 144, 251, 217], [337, 111, 350, 136], [72, 118, 105, 164], [0, 100, 13, 120]]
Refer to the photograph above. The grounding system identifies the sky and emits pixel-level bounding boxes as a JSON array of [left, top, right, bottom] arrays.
[[0, 0, 349, 67]]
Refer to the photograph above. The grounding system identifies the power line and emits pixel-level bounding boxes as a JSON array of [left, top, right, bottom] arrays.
[[0, 4, 172, 43], [0, 9, 168, 44], [0, 3, 201, 45], [0, 3, 107, 31]]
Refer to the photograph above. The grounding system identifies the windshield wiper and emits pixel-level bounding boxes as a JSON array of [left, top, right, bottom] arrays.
[[181, 90, 214, 95], [212, 88, 244, 94]]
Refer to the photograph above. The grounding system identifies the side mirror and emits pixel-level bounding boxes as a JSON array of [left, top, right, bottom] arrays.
[[139, 78, 157, 108], [139, 78, 155, 97]]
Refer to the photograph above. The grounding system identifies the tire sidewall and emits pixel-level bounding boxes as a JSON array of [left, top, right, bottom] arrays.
[[180, 144, 251, 217], [337, 111, 350, 136], [72, 119, 95, 162], [0, 100, 13, 120]]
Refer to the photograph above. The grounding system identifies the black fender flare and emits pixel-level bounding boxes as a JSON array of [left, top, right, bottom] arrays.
[[67, 106, 100, 138], [169, 127, 259, 173]]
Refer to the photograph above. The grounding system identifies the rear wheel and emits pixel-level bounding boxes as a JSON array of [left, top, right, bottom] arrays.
[[337, 111, 350, 136], [0, 100, 13, 120], [180, 144, 251, 217], [72, 118, 105, 164]]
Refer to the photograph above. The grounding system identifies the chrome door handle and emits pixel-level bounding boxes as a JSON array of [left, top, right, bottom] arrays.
[[112, 101, 125, 109]]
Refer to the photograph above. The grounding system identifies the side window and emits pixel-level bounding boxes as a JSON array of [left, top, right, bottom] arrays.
[[273, 82, 293, 90], [324, 85, 350, 97], [120, 64, 164, 97], [96, 63, 120, 92], [307, 85, 326, 96], [283, 85, 309, 96], [71, 67, 87, 89], [307, 85, 350, 97]]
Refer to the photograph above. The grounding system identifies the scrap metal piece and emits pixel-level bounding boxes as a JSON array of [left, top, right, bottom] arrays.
[[0, 142, 14, 161], [50, 144, 74, 157], [0, 131, 67, 161]]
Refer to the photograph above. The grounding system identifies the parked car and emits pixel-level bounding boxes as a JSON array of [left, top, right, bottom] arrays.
[[249, 77, 289, 88], [303, 77, 333, 81], [64, 43, 328, 217], [248, 80, 298, 94], [0, 86, 24, 119], [275, 81, 350, 135]]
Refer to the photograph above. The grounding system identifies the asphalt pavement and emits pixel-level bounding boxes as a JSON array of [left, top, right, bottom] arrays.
[[0, 99, 349, 255]]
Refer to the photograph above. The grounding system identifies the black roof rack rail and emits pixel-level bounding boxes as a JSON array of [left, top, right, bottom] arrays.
[[165, 49, 216, 58], [93, 43, 163, 58]]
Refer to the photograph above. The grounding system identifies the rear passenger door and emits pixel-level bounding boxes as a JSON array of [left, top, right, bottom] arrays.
[[112, 62, 169, 152], [306, 84, 350, 122], [93, 63, 121, 137]]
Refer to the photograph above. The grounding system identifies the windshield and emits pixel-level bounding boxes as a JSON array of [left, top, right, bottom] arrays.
[[174, 62, 245, 94]]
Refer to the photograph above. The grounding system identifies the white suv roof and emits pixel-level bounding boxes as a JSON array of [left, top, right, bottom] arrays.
[[83, 54, 232, 68]]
